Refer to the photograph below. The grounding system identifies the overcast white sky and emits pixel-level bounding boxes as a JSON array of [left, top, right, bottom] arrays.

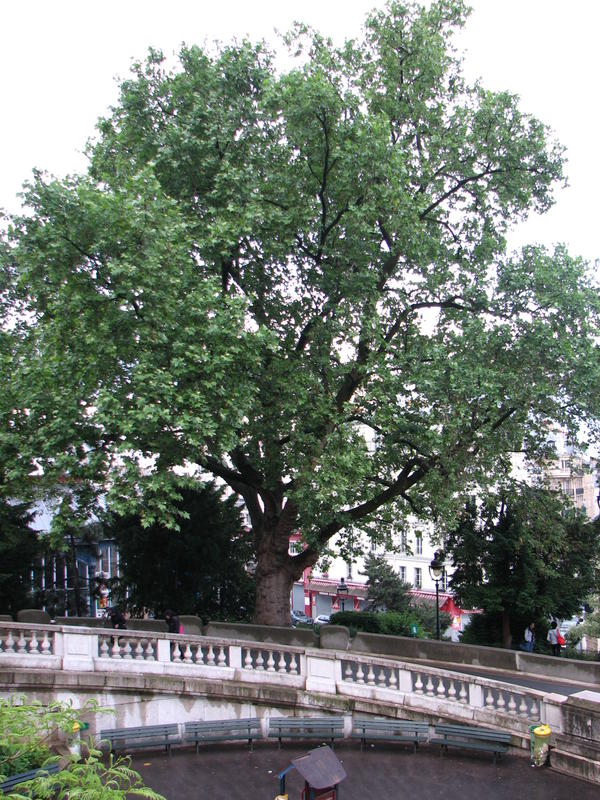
[[1, 1, 599, 266]]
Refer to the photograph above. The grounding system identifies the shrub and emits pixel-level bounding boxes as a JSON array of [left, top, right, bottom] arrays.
[[0, 697, 164, 799]]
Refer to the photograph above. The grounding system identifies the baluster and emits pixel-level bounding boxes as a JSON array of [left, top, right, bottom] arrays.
[[183, 644, 193, 663], [277, 652, 287, 673], [436, 677, 447, 699], [5, 630, 15, 653], [217, 646, 227, 666], [171, 642, 182, 662], [111, 638, 121, 659], [367, 665, 376, 685], [207, 644, 216, 665], [344, 662, 354, 682], [28, 631, 39, 654], [134, 641, 144, 660], [447, 680, 457, 701], [266, 650, 276, 672], [507, 694, 517, 715], [145, 640, 155, 661], [122, 639, 133, 659], [518, 697, 529, 717], [458, 683, 468, 704], [99, 637, 109, 657], [17, 632, 27, 654], [244, 648, 253, 670], [425, 676, 435, 696], [485, 689, 495, 707], [496, 691, 506, 711], [388, 669, 398, 690], [41, 632, 52, 655], [377, 666, 387, 687], [530, 700, 540, 721], [255, 650, 264, 670], [289, 653, 298, 675], [356, 663, 365, 684], [414, 672, 424, 694]]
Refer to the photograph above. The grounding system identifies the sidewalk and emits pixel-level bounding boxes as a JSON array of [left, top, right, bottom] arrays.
[[131, 741, 598, 800]]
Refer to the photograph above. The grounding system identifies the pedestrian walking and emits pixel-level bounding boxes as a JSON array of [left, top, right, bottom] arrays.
[[547, 620, 561, 656]]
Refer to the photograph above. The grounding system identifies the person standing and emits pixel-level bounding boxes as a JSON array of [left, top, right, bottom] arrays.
[[547, 620, 561, 656], [164, 609, 182, 635], [520, 622, 535, 652]]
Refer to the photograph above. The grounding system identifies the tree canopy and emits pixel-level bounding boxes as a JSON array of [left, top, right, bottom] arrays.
[[106, 485, 255, 620], [2, 1, 600, 624], [362, 553, 412, 612], [446, 488, 600, 647]]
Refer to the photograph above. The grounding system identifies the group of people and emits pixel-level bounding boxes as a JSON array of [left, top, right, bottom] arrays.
[[106, 607, 182, 634], [520, 620, 564, 656]]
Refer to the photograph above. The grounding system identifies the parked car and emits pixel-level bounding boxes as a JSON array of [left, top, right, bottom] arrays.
[[290, 610, 313, 626], [314, 615, 331, 626]]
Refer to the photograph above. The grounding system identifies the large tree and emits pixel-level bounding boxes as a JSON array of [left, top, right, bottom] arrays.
[[446, 489, 600, 648], [2, 1, 600, 624]]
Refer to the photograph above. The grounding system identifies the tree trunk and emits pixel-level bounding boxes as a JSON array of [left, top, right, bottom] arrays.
[[254, 556, 296, 626], [251, 502, 317, 625], [502, 608, 512, 649]]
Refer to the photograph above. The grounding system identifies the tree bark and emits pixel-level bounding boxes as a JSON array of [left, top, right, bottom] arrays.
[[250, 497, 318, 626]]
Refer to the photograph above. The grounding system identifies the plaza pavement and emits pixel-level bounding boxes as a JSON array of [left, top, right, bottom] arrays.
[[131, 740, 598, 800]]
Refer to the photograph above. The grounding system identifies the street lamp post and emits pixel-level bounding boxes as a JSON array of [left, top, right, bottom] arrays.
[[337, 577, 349, 612], [429, 551, 444, 641]]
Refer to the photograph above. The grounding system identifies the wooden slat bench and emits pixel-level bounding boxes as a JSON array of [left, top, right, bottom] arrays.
[[431, 723, 511, 763], [183, 718, 261, 752], [100, 723, 182, 756], [0, 763, 60, 792], [352, 718, 430, 752], [268, 717, 345, 749]]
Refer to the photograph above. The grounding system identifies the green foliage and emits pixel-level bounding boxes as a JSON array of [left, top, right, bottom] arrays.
[[0, 500, 40, 614], [362, 553, 413, 612], [330, 611, 382, 633], [0, 697, 95, 779], [447, 489, 600, 645], [3, 1, 600, 624], [330, 605, 450, 639], [105, 484, 255, 620], [0, 697, 163, 799], [409, 601, 452, 638]]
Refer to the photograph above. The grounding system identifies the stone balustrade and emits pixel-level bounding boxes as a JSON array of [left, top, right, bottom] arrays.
[[1, 620, 599, 784]]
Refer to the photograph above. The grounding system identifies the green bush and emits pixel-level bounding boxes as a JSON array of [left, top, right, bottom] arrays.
[[0, 697, 164, 799], [330, 610, 431, 638]]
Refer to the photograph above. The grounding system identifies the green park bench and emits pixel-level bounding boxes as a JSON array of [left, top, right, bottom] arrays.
[[0, 763, 61, 793], [183, 718, 261, 752], [268, 716, 345, 749], [431, 723, 511, 763], [352, 718, 430, 752], [100, 723, 181, 756]]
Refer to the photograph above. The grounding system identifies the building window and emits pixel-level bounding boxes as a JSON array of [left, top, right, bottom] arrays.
[[415, 535, 423, 555], [414, 567, 422, 589], [399, 566, 406, 582], [400, 532, 407, 553]]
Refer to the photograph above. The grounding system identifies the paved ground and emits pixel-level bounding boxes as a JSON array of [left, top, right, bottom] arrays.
[[130, 741, 598, 800]]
